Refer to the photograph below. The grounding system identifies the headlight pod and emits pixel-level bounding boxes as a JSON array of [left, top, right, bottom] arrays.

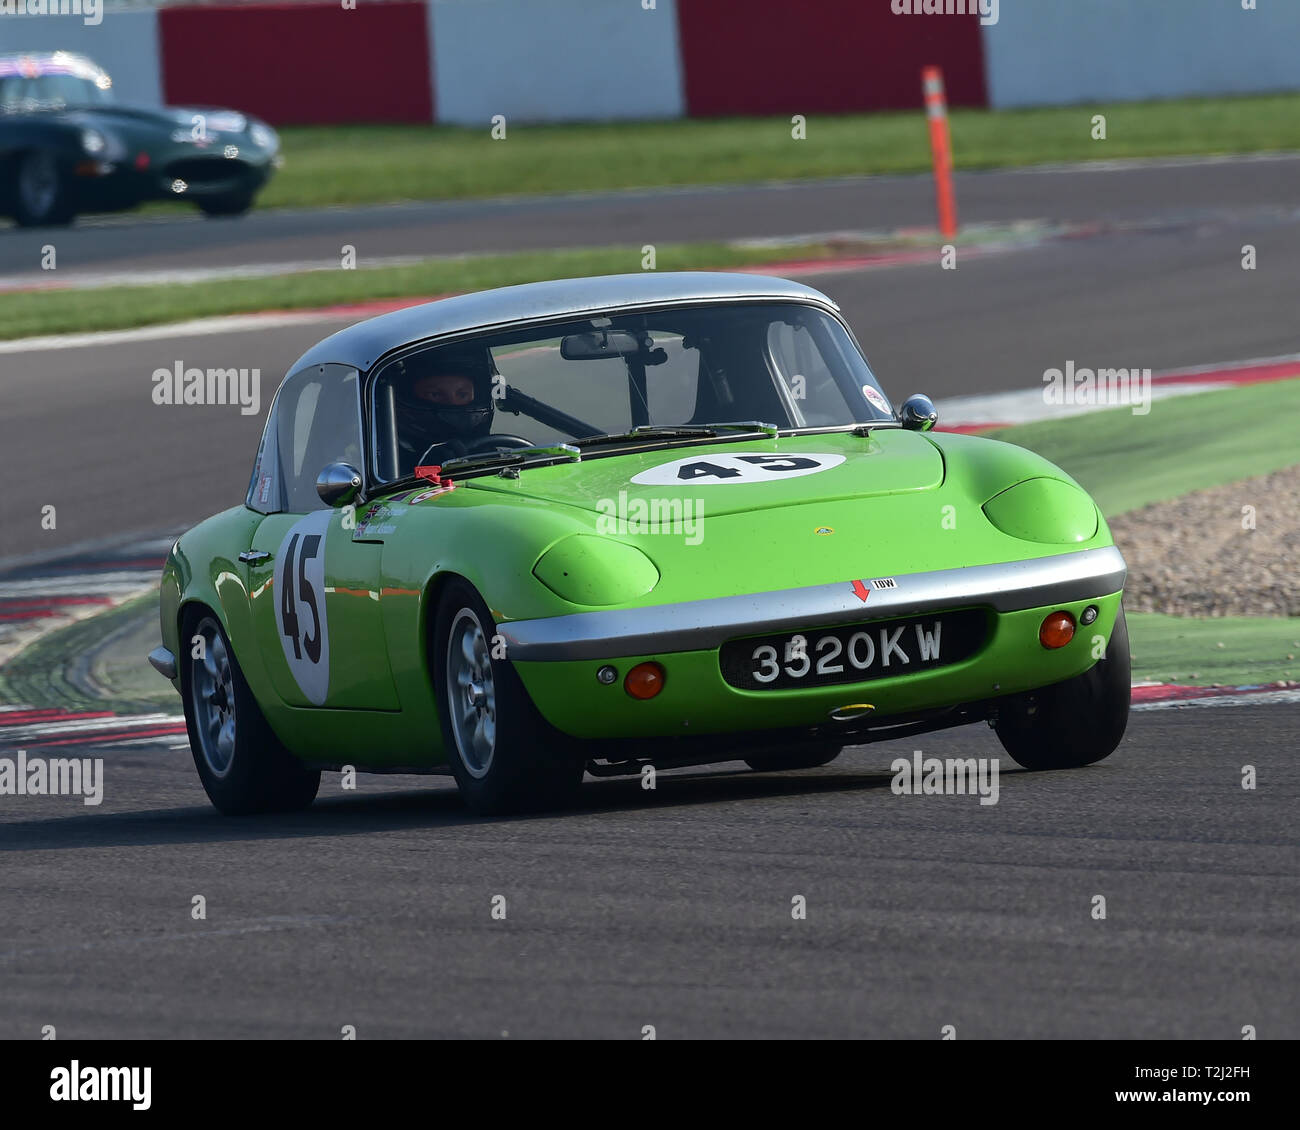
[[249, 122, 278, 151], [206, 111, 248, 134], [533, 535, 659, 606], [81, 128, 106, 154], [983, 478, 1099, 544]]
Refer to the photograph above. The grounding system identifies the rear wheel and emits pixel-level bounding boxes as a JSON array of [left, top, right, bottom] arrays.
[[434, 579, 583, 815], [995, 606, 1131, 770], [14, 150, 74, 227], [181, 611, 320, 814], [744, 745, 843, 772]]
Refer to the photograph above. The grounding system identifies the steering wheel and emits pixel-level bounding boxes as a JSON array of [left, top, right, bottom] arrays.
[[463, 434, 534, 453], [415, 434, 536, 469]]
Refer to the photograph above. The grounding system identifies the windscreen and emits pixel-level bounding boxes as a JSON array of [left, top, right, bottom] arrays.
[[0, 73, 112, 110], [369, 302, 890, 481]]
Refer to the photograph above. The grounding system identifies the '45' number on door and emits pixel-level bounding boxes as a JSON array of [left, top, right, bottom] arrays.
[[272, 509, 332, 704], [281, 532, 322, 663]]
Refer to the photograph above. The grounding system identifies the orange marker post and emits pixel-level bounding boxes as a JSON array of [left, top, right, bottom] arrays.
[[922, 65, 958, 240]]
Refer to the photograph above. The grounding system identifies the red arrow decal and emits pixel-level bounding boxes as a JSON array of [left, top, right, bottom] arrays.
[[851, 579, 870, 603]]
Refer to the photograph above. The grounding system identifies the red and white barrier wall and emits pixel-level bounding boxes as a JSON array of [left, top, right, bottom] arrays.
[[430, 0, 686, 125], [981, 0, 1300, 109], [676, 0, 986, 116], [2, 1, 1298, 124], [160, 2, 433, 124]]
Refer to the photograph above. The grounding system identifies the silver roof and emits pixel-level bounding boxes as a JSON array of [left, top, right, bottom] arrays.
[[288, 272, 839, 373], [0, 52, 107, 80]]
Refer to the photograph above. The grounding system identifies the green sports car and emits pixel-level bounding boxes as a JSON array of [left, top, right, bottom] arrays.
[[149, 272, 1130, 815]]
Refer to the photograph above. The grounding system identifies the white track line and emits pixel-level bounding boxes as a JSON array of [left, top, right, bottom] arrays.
[[0, 713, 185, 739], [0, 253, 437, 294], [1133, 689, 1300, 711], [0, 572, 158, 598], [937, 380, 1235, 429], [0, 310, 347, 354]]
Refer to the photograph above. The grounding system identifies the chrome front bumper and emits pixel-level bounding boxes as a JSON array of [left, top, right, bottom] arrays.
[[500, 545, 1127, 661], [148, 646, 178, 680]]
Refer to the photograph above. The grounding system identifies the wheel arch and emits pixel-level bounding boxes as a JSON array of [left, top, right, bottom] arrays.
[[174, 599, 236, 696], [419, 568, 474, 673], [416, 565, 536, 676]]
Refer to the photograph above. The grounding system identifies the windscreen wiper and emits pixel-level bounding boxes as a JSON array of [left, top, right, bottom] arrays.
[[437, 443, 581, 477], [701, 420, 781, 437], [575, 425, 715, 447], [575, 421, 780, 448]]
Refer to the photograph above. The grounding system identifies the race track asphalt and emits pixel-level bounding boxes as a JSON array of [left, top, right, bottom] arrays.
[[0, 704, 1294, 1038], [2, 155, 1298, 279]]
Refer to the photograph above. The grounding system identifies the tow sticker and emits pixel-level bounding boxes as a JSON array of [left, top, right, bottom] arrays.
[[630, 452, 845, 486], [273, 509, 331, 704], [409, 484, 455, 505], [862, 385, 891, 414]]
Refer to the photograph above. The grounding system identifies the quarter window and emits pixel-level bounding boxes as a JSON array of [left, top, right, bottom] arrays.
[[247, 365, 363, 514]]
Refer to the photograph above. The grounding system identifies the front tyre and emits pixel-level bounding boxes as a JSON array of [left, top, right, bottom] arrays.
[[196, 191, 255, 218], [181, 611, 320, 814], [995, 605, 1131, 770], [434, 579, 583, 815]]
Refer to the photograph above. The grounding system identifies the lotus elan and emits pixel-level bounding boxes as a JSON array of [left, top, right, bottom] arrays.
[[149, 273, 1130, 815]]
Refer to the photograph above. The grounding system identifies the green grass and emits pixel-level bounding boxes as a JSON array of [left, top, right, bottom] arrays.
[[0, 239, 844, 340], [246, 94, 1300, 210], [986, 378, 1300, 517], [1128, 613, 1300, 688]]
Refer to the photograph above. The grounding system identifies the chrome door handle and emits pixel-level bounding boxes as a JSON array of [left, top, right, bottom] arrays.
[[238, 550, 272, 564]]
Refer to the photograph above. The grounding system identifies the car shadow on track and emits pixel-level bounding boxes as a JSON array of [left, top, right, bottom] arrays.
[[0, 760, 1007, 852]]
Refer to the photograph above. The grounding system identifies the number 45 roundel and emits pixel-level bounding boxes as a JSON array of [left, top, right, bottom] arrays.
[[630, 452, 844, 486], [273, 509, 331, 705]]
